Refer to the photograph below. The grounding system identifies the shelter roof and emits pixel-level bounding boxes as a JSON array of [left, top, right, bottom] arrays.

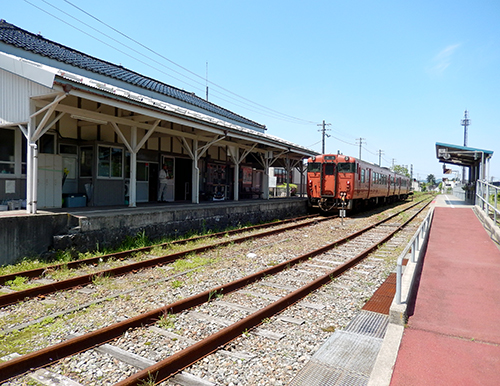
[[0, 19, 264, 130], [435, 142, 493, 167]]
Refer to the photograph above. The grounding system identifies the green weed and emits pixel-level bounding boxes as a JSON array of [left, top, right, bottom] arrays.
[[170, 279, 183, 289], [5, 276, 36, 291], [158, 313, 176, 330]]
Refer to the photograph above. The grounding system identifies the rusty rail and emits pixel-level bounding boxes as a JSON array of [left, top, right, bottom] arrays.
[[0, 199, 430, 383], [116, 200, 431, 385], [0, 214, 319, 286], [0, 216, 326, 307]]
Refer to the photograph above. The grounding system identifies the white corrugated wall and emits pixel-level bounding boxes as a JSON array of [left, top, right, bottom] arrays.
[[0, 68, 53, 125]]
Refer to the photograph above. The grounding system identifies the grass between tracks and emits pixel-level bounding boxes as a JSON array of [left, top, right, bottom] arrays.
[[0, 221, 245, 291]]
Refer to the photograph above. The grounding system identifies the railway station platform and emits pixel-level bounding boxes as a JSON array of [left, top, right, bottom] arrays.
[[0, 198, 308, 266], [370, 194, 500, 386], [289, 194, 500, 386]]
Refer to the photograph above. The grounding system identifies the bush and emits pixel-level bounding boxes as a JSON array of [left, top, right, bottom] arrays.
[[276, 183, 297, 196]]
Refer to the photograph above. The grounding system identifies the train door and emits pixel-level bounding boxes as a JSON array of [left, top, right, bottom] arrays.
[[366, 169, 372, 198], [321, 162, 336, 197], [355, 164, 361, 196]]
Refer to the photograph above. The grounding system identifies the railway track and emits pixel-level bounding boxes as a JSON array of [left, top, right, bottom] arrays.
[[0, 214, 327, 308], [0, 198, 431, 385], [0, 214, 321, 287]]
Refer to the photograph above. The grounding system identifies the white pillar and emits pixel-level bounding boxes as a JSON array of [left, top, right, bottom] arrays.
[[192, 139, 200, 204], [26, 100, 36, 214], [233, 162, 240, 201], [129, 127, 137, 207], [263, 159, 270, 200], [26, 140, 33, 214], [32, 143, 38, 213], [285, 155, 290, 197]]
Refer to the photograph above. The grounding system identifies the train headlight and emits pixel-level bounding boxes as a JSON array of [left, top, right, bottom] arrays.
[[346, 181, 351, 190]]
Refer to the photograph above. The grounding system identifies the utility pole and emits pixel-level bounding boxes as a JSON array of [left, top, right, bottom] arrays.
[[461, 110, 471, 183], [356, 138, 366, 160], [392, 158, 396, 169], [378, 150, 384, 166], [317, 120, 331, 154]]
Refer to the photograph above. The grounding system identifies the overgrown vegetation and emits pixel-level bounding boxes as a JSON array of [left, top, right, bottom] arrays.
[[0, 219, 258, 276], [0, 313, 75, 357]]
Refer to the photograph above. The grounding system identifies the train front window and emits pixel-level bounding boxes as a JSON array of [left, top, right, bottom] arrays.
[[324, 163, 335, 175], [308, 162, 321, 173], [337, 162, 356, 173]]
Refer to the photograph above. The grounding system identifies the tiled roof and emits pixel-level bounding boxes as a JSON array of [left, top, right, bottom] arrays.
[[0, 20, 265, 130]]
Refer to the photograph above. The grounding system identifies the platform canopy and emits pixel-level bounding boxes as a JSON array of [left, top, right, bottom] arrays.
[[436, 142, 493, 167], [436, 142, 493, 181]]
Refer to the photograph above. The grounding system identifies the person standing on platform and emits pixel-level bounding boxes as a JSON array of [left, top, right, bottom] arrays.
[[158, 164, 169, 202]]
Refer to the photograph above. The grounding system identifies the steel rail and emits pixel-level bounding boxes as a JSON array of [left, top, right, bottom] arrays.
[[0, 199, 430, 383], [117, 199, 432, 385], [0, 215, 319, 286], [0, 216, 329, 308]]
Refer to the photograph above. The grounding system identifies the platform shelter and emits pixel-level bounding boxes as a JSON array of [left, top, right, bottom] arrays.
[[0, 20, 318, 215]]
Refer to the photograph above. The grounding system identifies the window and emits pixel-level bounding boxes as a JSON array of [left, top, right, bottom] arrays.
[[307, 162, 321, 173], [274, 168, 287, 185], [60, 144, 78, 155], [137, 162, 149, 182], [361, 169, 365, 183], [337, 162, 356, 173], [21, 134, 27, 175], [0, 128, 15, 174], [98, 146, 123, 178], [39, 133, 56, 154], [80, 146, 93, 177], [324, 163, 335, 175], [125, 153, 149, 182]]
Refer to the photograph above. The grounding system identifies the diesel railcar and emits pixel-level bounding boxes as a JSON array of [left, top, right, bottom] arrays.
[[307, 154, 411, 213]]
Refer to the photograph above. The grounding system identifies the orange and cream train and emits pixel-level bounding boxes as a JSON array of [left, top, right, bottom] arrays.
[[307, 154, 411, 213]]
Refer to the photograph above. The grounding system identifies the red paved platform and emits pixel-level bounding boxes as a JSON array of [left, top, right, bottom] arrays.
[[390, 207, 500, 386]]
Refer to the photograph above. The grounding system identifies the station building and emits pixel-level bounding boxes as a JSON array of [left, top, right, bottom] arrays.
[[0, 20, 317, 213]]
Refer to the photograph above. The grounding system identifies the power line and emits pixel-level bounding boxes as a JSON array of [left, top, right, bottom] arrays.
[[23, 0, 318, 126], [56, 0, 317, 125]]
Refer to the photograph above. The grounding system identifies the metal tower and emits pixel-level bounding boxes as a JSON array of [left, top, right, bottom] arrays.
[[460, 110, 471, 182], [461, 110, 470, 147]]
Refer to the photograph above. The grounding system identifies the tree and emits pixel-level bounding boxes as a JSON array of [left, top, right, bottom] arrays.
[[427, 174, 436, 185], [392, 165, 410, 178]]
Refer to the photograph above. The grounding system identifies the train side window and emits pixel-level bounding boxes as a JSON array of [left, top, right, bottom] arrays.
[[361, 169, 365, 183], [324, 163, 335, 175]]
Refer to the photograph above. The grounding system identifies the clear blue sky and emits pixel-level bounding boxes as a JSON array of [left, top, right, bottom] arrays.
[[3, 0, 499, 181]]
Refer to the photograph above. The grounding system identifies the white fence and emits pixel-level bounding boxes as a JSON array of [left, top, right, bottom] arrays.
[[395, 207, 434, 305], [476, 180, 500, 226]]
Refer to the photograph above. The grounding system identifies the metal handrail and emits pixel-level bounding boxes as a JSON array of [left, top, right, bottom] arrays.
[[395, 207, 434, 304], [476, 180, 500, 226]]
